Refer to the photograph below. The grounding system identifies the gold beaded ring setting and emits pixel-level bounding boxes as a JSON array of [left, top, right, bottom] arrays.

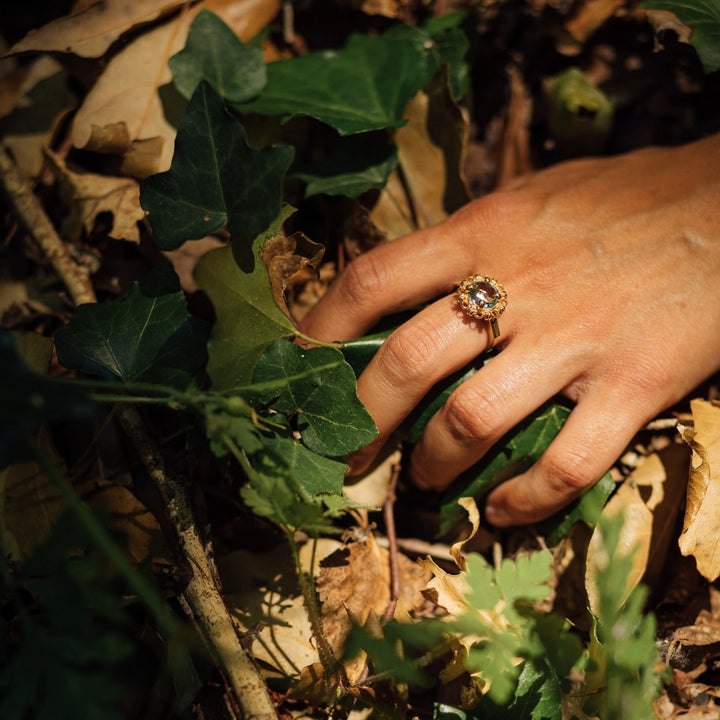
[[455, 275, 507, 347]]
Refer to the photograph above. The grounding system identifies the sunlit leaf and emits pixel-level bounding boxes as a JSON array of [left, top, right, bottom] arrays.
[[194, 207, 297, 390], [249, 339, 377, 457], [55, 263, 208, 389], [140, 81, 293, 249], [169, 9, 266, 103]]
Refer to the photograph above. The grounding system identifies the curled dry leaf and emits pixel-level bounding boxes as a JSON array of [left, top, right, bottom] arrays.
[[0, 56, 76, 179], [45, 149, 144, 242], [679, 399, 720, 582], [70, 0, 281, 178], [261, 231, 325, 319], [8, 0, 187, 58]]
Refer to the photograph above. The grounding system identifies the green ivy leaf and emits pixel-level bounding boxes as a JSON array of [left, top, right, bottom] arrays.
[[169, 9, 266, 103], [292, 133, 398, 198], [641, 0, 720, 73], [439, 404, 570, 534], [249, 339, 377, 457], [261, 435, 348, 495], [140, 81, 293, 249], [235, 24, 458, 135], [55, 263, 208, 390], [0, 331, 95, 470], [195, 207, 297, 390]]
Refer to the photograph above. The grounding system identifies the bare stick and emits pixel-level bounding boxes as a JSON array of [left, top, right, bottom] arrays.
[[383, 461, 402, 623], [119, 406, 278, 720], [0, 146, 95, 306]]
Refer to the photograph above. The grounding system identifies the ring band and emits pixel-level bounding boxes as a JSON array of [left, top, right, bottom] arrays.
[[455, 275, 507, 347]]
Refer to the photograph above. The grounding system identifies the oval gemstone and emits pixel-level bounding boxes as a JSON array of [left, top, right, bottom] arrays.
[[468, 280, 498, 309]]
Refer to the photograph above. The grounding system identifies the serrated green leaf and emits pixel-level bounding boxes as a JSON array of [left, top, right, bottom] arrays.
[[55, 263, 208, 390], [140, 81, 293, 249], [235, 24, 452, 135], [169, 9, 266, 103], [195, 207, 297, 389], [439, 404, 571, 534], [250, 340, 377, 456], [0, 331, 95, 470], [292, 133, 398, 198], [641, 0, 720, 73]]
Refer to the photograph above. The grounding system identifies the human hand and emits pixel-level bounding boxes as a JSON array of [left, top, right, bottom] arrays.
[[298, 133, 720, 527]]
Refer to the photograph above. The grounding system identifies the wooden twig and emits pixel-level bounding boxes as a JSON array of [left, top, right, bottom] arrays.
[[2, 142, 277, 719], [119, 406, 278, 720], [0, 145, 95, 306], [383, 461, 402, 623]]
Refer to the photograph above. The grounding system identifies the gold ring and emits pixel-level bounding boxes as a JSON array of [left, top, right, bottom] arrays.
[[455, 275, 507, 347]]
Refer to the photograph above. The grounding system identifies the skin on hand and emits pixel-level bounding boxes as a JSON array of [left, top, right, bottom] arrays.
[[298, 133, 720, 527]]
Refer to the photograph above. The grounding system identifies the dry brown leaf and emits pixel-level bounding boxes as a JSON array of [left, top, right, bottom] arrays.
[[70, 0, 281, 177], [419, 556, 470, 616], [45, 149, 144, 242], [495, 66, 534, 187], [262, 231, 325, 319], [370, 78, 469, 239], [317, 536, 427, 653], [0, 56, 76, 178], [586, 452, 664, 615], [8, 0, 187, 58], [679, 399, 720, 582], [219, 543, 320, 677], [1, 456, 65, 562]]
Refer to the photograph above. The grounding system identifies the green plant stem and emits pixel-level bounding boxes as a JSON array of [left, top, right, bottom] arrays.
[[284, 526, 346, 687], [118, 405, 278, 720]]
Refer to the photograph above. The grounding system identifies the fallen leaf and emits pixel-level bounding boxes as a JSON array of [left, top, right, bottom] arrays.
[[317, 536, 427, 654], [0, 56, 76, 178], [45, 149, 144, 242], [70, 0, 281, 177], [586, 452, 663, 615], [8, 0, 187, 58], [261, 232, 325, 318], [419, 556, 471, 616], [343, 449, 401, 510], [679, 399, 720, 581], [370, 80, 468, 238]]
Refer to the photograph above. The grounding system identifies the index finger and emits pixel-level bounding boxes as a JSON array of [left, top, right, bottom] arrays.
[[297, 225, 474, 343]]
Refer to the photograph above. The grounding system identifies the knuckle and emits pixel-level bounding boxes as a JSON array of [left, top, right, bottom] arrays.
[[379, 321, 443, 384], [339, 253, 390, 313], [442, 385, 505, 445], [541, 446, 596, 495]]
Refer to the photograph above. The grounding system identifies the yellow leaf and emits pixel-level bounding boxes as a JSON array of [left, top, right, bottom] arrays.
[[679, 399, 720, 581]]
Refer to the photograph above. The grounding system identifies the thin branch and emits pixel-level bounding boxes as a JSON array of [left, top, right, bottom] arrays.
[[119, 405, 278, 720], [383, 461, 402, 623], [0, 146, 96, 306]]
